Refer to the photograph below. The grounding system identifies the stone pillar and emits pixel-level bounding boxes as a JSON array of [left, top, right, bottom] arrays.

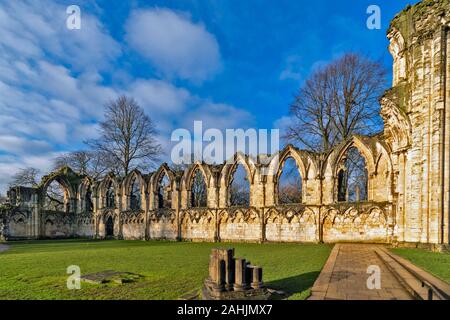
[[234, 258, 247, 291], [208, 250, 225, 291], [251, 266, 264, 289], [221, 248, 235, 291], [117, 194, 123, 239]]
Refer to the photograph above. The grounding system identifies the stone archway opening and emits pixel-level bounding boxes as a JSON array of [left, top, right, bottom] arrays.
[[337, 147, 368, 202], [277, 157, 303, 204], [105, 216, 114, 238]]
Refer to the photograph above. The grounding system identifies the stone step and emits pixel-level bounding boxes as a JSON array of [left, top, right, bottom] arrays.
[[375, 247, 450, 300]]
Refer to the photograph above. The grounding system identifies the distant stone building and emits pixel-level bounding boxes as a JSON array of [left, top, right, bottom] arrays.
[[1, 0, 449, 246]]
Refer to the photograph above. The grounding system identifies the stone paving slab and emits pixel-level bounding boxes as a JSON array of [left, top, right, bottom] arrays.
[[309, 244, 413, 300]]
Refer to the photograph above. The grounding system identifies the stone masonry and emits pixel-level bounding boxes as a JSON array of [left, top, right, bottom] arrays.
[[0, 0, 449, 246]]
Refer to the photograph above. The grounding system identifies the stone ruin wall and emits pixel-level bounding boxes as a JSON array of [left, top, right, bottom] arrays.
[[1, 0, 449, 245], [0, 138, 395, 244]]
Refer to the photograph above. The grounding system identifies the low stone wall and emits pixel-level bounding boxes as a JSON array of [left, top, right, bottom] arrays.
[[2, 204, 393, 243]]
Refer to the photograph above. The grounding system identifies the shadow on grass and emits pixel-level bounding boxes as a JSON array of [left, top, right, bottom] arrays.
[[266, 271, 320, 298]]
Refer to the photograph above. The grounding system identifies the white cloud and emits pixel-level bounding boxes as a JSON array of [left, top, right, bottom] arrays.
[[0, 0, 120, 192], [130, 79, 192, 114], [125, 8, 222, 82], [0, 2, 254, 194], [181, 102, 254, 131]]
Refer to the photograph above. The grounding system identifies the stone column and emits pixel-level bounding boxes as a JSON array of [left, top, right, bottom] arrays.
[[234, 258, 247, 291], [251, 266, 264, 289]]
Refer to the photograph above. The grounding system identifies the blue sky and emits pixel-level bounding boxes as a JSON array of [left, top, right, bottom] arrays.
[[0, 0, 420, 192]]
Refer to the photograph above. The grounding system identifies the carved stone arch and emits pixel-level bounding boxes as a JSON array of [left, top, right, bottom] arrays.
[[10, 212, 27, 224], [302, 207, 317, 225], [123, 169, 147, 195], [332, 137, 376, 177], [266, 145, 307, 183], [182, 162, 211, 190], [39, 168, 78, 213], [380, 96, 412, 152], [221, 152, 256, 187], [322, 208, 337, 224], [367, 206, 387, 222], [150, 163, 175, 193], [219, 210, 229, 224], [98, 173, 120, 208], [264, 208, 280, 224], [99, 174, 120, 197], [40, 171, 76, 202]]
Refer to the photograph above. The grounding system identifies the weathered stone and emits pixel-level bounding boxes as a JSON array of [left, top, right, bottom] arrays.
[[1, 0, 449, 246], [201, 248, 270, 300]]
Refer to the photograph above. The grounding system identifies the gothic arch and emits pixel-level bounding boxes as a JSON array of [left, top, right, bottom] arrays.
[[39, 169, 76, 202], [149, 163, 176, 193], [98, 173, 120, 209], [220, 152, 256, 187], [380, 95, 412, 152], [266, 145, 308, 183], [323, 136, 377, 184], [182, 162, 211, 190], [122, 169, 147, 195]]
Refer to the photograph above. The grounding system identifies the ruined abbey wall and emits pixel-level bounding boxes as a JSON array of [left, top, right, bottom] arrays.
[[1, 0, 449, 245]]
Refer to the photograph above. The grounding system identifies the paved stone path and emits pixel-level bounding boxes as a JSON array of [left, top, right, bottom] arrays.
[[0, 244, 10, 253], [309, 243, 413, 300]]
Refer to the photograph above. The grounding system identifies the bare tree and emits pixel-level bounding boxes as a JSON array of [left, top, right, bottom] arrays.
[[87, 95, 162, 176], [286, 53, 386, 153], [191, 170, 207, 207], [53, 150, 116, 179], [9, 167, 40, 187]]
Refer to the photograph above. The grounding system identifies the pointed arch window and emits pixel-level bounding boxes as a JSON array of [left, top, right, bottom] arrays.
[[130, 177, 141, 210], [44, 180, 67, 212], [229, 164, 250, 207], [337, 147, 368, 202], [278, 157, 303, 204], [157, 173, 171, 209], [105, 181, 115, 208], [85, 185, 93, 212]]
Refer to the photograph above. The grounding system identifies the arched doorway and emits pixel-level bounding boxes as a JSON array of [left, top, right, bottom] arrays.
[[105, 216, 114, 238]]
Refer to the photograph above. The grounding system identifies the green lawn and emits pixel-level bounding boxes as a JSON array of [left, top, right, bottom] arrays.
[[0, 240, 332, 300], [391, 248, 450, 283]]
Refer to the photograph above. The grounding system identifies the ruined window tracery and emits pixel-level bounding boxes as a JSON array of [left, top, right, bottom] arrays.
[[43, 180, 67, 212]]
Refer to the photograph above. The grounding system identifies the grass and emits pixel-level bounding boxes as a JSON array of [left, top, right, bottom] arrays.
[[0, 240, 332, 300], [391, 248, 450, 283]]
